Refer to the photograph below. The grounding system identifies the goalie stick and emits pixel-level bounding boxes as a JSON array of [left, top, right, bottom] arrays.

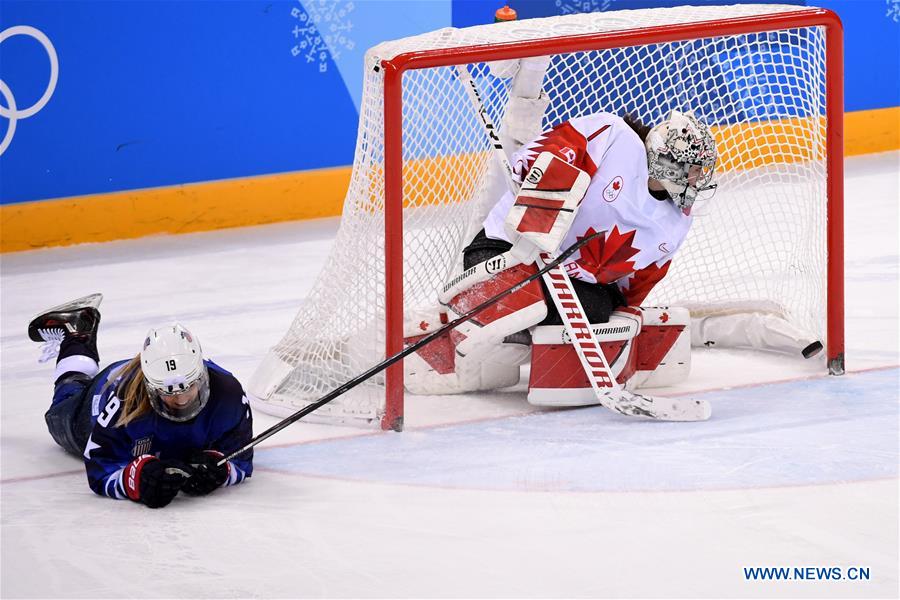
[[455, 63, 711, 422], [539, 252, 710, 421], [219, 231, 604, 465]]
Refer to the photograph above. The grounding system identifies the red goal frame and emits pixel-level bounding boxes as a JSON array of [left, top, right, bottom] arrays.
[[379, 8, 845, 431]]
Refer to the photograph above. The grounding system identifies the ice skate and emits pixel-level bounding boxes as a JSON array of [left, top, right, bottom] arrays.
[[28, 293, 103, 363]]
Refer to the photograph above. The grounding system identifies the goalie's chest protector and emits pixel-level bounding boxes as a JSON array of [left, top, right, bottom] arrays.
[[487, 113, 693, 285]]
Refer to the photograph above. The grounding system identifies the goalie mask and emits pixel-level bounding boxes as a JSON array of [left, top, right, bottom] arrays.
[[645, 110, 718, 209], [141, 324, 210, 422]]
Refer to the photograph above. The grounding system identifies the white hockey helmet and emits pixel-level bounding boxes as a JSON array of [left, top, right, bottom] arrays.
[[645, 110, 718, 209], [141, 323, 210, 422]]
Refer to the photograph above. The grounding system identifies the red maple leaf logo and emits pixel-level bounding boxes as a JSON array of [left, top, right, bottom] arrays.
[[612, 179, 621, 190], [575, 226, 640, 284], [660, 312, 669, 323], [419, 320, 429, 331]]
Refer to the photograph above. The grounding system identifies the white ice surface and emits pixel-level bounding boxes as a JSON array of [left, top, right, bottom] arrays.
[[1, 152, 898, 598]]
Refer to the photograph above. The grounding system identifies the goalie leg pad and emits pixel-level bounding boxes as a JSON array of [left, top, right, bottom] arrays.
[[403, 332, 526, 395], [490, 55, 552, 151], [527, 310, 641, 407], [403, 259, 548, 395], [690, 308, 821, 358], [447, 263, 547, 360], [628, 307, 691, 389], [403, 260, 544, 395], [502, 93, 551, 151]]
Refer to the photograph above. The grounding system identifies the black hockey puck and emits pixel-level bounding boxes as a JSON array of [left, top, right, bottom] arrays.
[[801, 341, 824, 359]]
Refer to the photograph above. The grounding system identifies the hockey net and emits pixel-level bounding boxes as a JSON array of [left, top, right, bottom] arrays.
[[249, 4, 842, 429]]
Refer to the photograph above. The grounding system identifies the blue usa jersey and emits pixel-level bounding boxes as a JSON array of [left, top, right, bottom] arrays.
[[82, 360, 253, 499]]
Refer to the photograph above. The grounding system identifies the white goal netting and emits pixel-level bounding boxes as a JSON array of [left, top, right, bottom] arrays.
[[250, 4, 834, 427]]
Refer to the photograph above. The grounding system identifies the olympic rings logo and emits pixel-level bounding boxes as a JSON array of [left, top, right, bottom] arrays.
[[0, 26, 59, 157]]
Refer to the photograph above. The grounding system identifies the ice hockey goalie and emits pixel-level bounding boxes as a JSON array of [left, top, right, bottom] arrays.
[[403, 57, 719, 406]]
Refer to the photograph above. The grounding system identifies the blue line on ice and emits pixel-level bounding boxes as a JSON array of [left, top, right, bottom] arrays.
[[260, 368, 899, 492]]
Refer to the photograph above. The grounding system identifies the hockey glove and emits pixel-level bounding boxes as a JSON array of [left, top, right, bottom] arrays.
[[181, 450, 229, 496], [125, 455, 192, 509]]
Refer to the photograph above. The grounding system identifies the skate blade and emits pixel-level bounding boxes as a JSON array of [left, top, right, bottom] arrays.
[[31, 293, 103, 320]]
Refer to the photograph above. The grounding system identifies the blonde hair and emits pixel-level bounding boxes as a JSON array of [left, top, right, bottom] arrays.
[[111, 354, 153, 427]]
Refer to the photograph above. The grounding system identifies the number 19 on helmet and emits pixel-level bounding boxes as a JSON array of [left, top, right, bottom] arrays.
[[141, 324, 210, 422]]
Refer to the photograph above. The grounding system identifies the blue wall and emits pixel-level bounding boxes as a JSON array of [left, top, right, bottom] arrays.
[[0, 0, 449, 204], [1, 0, 897, 206], [817, 0, 900, 111]]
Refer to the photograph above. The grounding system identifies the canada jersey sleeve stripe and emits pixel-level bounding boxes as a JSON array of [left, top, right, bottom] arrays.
[[586, 123, 612, 141]]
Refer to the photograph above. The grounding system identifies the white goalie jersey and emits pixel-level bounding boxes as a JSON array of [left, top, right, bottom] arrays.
[[483, 112, 692, 306]]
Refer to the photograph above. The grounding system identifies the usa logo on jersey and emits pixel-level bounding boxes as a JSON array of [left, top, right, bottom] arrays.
[[132, 436, 152, 457]]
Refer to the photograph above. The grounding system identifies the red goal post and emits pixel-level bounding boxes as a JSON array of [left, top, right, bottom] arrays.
[[250, 5, 844, 431]]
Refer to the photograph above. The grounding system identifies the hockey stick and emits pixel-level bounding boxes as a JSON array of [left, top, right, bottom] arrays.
[[455, 64, 711, 422], [219, 231, 603, 465], [539, 253, 710, 421], [455, 64, 518, 194]]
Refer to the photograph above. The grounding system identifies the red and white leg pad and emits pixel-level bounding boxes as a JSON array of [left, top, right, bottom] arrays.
[[402, 264, 547, 395], [629, 307, 691, 389], [447, 264, 547, 360], [402, 335, 527, 395], [526, 306, 691, 406], [527, 309, 641, 406]]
